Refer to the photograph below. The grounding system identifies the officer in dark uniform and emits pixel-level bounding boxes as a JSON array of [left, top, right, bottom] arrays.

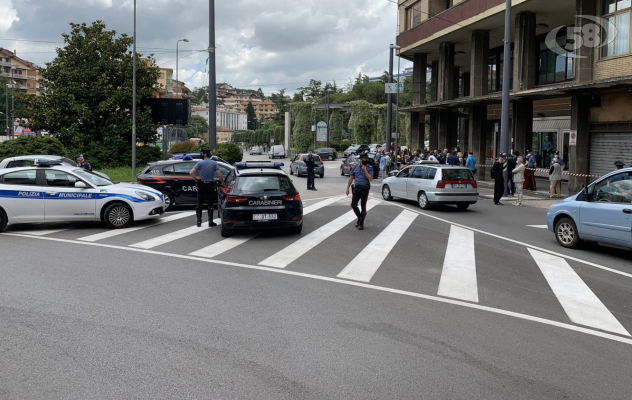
[[611, 161, 628, 183], [74, 154, 92, 172], [305, 150, 317, 191], [190, 149, 224, 227], [491, 153, 507, 205], [346, 145, 373, 230]]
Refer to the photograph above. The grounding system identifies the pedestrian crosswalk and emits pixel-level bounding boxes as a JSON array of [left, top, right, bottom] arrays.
[[3, 196, 631, 337]]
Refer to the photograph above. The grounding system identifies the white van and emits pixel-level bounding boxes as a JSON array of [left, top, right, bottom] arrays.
[[269, 145, 285, 159]]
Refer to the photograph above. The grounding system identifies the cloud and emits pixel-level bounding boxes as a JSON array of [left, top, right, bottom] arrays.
[[4, 0, 412, 95]]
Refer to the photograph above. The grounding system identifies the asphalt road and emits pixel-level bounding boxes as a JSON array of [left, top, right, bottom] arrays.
[[1, 152, 631, 399]]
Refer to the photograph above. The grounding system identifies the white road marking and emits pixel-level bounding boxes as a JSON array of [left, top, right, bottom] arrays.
[[385, 201, 632, 280], [527, 225, 548, 229], [529, 249, 630, 336], [4, 231, 632, 346], [259, 199, 381, 268], [337, 209, 417, 282], [188, 196, 346, 259], [11, 229, 68, 236], [130, 218, 220, 249], [77, 211, 195, 242], [437, 226, 479, 302]]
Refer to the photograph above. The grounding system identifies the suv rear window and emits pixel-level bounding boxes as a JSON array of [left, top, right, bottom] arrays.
[[236, 175, 292, 192], [442, 169, 474, 180]]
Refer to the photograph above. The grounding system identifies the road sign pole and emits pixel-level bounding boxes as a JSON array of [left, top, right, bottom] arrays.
[[208, 0, 217, 150], [386, 44, 394, 153]]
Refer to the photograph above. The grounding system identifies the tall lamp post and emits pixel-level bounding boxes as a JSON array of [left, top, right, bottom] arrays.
[[176, 38, 189, 99], [9, 66, 16, 140], [386, 44, 400, 153], [4, 84, 8, 137], [208, 0, 217, 150], [500, 0, 512, 195], [132, 0, 137, 177], [325, 89, 331, 148]]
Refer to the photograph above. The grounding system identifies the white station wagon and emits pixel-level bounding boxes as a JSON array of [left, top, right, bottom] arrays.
[[381, 164, 479, 210], [0, 162, 165, 231]]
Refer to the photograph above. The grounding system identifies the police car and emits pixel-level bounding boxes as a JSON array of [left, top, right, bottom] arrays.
[[0, 162, 165, 231], [137, 158, 234, 211], [218, 161, 303, 237]]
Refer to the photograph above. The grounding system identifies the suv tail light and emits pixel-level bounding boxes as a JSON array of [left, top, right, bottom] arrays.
[[137, 178, 146, 185], [283, 194, 301, 201], [219, 186, 230, 194], [227, 195, 248, 203]]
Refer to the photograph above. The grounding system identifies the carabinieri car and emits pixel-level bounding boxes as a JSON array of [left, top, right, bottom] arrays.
[[0, 162, 165, 231], [218, 161, 303, 237], [137, 158, 234, 211]]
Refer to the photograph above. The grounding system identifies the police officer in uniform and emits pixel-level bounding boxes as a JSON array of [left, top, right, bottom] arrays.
[[190, 149, 224, 227], [346, 145, 373, 230], [74, 154, 92, 172], [491, 153, 507, 205], [305, 150, 317, 191]]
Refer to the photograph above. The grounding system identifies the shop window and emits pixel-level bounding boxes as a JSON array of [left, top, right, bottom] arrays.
[[538, 32, 574, 85], [531, 132, 558, 167], [602, 0, 631, 57]]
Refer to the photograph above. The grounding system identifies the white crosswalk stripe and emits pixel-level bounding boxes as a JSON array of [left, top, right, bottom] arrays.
[[77, 211, 195, 242], [12, 229, 68, 236], [189, 196, 345, 259], [259, 199, 381, 268], [529, 248, 630, 336], [437, 225, 479, 303], [130, 218, 221, 249], [337, 209, 417, 282]]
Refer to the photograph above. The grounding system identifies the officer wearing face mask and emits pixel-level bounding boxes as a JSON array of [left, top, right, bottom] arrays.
[[345, 144, 373, 231]]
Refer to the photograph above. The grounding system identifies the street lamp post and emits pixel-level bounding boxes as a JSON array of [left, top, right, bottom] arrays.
[[500, 0, 512, 195], [4, 84, 8, 138], [132, 0, 137, 177], [386, 44, 400, 153], [10, 67, 16, 140], [208, 0, 217, 150], [326, 89, 330, 148], [176, 38, 189, 100]]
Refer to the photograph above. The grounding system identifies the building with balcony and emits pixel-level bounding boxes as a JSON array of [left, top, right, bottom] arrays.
[[217, 83, 237, 99], [192, 106, 248, 131], [0, 48, 43, 95], [154, 68, 173, 98], [231, 99, 278, 120], [398, 0, 632, 189]]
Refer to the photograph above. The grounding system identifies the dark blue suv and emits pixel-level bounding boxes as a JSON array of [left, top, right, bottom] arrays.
[[219, 162, 303, 237]]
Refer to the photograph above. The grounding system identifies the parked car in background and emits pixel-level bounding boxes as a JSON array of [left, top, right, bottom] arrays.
[[168, 153, 202, 160], [137, 158, 234, 211], [343, 145, 361, 158], [250, 146, 262, 155], [547, 168, 632, 249], [0, 155, 110, 180], [381, 164, 478, 210], [369, 144, 382, 152], [268, 145, 285, 159], [289, 154, 324, 178], [340, 155, 360, 176], [314, 147, 337, 161]]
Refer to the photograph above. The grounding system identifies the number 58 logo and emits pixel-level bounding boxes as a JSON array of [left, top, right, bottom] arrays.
[[545, 16, 617, 58]]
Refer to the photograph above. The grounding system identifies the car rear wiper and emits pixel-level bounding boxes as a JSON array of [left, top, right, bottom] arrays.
[[263, 189, 279, 191]]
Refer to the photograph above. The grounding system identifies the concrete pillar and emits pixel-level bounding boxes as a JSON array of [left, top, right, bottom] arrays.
[[459, 115, 469, 151], [468, 104, 487, 180], [438, 109, 449, 150], [429, 113, 438, 151], [462, 72, 471, 97], [574, 0, 597, 82], [470, 30, 489, 97], [430, 61, 439, 102], [453, 67, 461, 98], [569, 95, 590, 193], [438, 42, 455, 102], [411, 111, 426, 150], [512, 99, 533, 157], [513, 12, 537, 91], [412, 53, 427, 106]]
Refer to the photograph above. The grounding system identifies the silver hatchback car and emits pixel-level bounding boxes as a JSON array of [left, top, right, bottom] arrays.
[[381, 164, 479, 210]]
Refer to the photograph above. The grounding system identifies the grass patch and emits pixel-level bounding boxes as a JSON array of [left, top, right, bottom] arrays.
[[99, 167, 135, 183]]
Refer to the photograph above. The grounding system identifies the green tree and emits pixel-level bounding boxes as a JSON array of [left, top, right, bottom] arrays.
[[291, 102, 313, 152], [329, 110, 345, 144], [191, 87, 209, 105], [14, 21, 160, 166], [213, 142, 242, 164], [246, 102, 257, 130], [348, 100, 374, 145], [185, 115, 209, 139], [0, 136, 67, 159], [168, 141, 196, 155]]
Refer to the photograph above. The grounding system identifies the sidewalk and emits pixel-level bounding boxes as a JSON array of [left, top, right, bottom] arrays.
[[476, 179, 570, 209]]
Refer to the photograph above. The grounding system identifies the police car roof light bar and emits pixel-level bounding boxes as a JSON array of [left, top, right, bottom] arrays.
[[234, 162, 284, 169], [35, 160, 64, 167]]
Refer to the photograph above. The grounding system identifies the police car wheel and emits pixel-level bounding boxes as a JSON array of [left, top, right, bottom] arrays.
[[103, 203, 133, 229], [340, 167, 344, 176], [0, 208, 7, 232], [290, 222, 303, 234], [162, 192, 175, 212], [319, 174, 324, 178], [221, 223, 234, 238]]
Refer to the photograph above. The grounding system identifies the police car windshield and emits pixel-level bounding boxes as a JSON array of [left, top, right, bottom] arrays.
[[73, 169, 113, 186], [236, 175, 292, 193]]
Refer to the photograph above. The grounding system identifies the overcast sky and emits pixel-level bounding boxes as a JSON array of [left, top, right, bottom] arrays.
[[0, 0, 411, 97]]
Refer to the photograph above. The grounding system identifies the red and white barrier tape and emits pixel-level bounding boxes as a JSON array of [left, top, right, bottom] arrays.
[[478, 164, 602, 178]]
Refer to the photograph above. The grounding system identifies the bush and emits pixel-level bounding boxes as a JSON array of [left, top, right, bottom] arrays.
[[168, 141, 196, 155], [213, 143, 243, 164], [68, 141, 162, 169], [0, 136, 67, 159]]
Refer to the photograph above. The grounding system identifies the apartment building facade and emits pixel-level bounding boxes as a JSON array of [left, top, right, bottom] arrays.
[[154, 68, 174, 98], [0, 48, 43, 95], [398, 0, 632, 190], [231, 99, 278, 120], [192, 106, 247, 131]]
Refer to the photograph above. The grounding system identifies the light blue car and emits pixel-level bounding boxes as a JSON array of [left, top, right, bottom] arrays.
[[547, 168, 632, 249]]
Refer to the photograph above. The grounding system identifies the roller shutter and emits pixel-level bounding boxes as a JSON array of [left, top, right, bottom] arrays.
[[589, 132, 632, 177]]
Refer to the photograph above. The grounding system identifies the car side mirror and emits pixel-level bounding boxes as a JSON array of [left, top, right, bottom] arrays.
[[75, 181, 88, 189]]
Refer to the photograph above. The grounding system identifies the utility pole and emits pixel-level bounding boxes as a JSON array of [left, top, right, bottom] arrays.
[[4, 83, 8, 138], [500, 0, 512, 195], [386, 44, 397, 153], [208, 0, 217, 150], [10, 67, 15, 140], [326, 89, 330, 148], [132, 0, 137, 176]]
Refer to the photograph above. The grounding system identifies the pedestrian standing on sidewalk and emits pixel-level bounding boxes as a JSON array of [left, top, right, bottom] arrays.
[[507, 151, 517, 197], [513, 156, 525, 206], [491, 154, 506, 205], [527, 152, 538, 191], [549, 157, 562, 198], [465, 152, 476, 174], [379, 150, 387, 179]]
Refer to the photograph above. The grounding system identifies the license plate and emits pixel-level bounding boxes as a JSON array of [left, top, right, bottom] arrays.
[[451, 184, 467, 188], [253, 214, 278, 221]]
